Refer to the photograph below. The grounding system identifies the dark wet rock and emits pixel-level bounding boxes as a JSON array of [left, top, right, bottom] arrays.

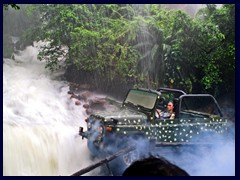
[[70, 94, 79, 99], [67, 88, 119, 114], [75, 100, 81, 105], [68, 91, 74, 95], [83, 104, 90, 109], [86, 108, 93, 115], [78, 91, 92, 101], [88, 98, 107, 111]]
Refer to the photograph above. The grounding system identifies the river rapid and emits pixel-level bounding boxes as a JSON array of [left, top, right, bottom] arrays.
[[3, 44, 102, 176]]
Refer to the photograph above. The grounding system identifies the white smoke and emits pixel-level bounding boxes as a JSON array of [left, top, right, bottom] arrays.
[[118, 132, 235, 176], [151, 131, 235, 176]]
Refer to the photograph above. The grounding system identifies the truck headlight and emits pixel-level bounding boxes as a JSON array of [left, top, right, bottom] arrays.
[[87, 122, 92, 129], [98, 126, 104, 134]]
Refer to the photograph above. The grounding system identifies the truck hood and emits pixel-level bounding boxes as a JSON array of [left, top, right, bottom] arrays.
[[91, 108, 147, 125]]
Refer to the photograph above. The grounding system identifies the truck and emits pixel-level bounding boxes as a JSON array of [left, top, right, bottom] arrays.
[[78, 87, 230, 174]]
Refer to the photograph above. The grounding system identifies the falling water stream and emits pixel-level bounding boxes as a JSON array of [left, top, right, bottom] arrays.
[[3, 44, 101, 176]]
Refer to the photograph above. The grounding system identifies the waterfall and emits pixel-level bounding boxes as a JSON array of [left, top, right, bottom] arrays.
[[3, 44, 100, 176]]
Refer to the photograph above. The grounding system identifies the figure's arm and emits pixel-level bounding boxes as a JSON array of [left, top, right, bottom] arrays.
[[155, 109, 162, 118], [170, 113, 175, 120]]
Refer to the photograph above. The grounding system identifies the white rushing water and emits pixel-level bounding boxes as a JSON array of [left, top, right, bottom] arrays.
[[3, 44, 100, 176]]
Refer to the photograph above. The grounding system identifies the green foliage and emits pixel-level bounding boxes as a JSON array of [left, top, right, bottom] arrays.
[[193, 4, 235, 95], [15, 4, 234, 97], [29, 4, 141, 83], [3, 4, 20, 10]]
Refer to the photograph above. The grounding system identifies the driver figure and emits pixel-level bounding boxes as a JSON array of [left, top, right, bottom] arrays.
[[155, 101, 175, 119]]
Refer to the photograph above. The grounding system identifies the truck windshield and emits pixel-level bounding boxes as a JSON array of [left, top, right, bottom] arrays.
[[123, 89, 158, 110]]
